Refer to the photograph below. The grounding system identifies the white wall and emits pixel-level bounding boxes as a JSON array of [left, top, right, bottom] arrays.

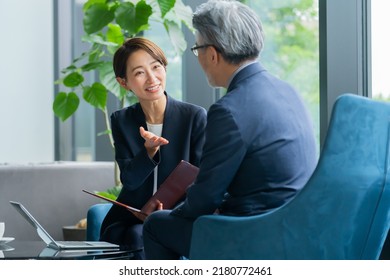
[[0, 0, 54, 163], [371, 1, 390, 98]]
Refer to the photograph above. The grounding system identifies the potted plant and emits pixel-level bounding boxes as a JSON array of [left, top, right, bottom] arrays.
[[53, 0, 193, 200]]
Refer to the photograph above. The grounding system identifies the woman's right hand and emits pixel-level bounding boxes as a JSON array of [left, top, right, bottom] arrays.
[[139, 126, 169, 158]]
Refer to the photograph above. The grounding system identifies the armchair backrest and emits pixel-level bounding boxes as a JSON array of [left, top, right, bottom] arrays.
[[285, 93, 390, 259]]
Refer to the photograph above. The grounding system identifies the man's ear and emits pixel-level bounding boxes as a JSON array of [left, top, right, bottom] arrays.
[[209, 46, 220, 65], [116, 77, 130, 90]]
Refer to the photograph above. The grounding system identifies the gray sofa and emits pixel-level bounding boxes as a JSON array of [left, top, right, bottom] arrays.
[[0, 161, 115, 241]]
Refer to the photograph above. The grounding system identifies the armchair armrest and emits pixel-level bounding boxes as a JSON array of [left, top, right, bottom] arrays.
[[86, 203, 112, 241]]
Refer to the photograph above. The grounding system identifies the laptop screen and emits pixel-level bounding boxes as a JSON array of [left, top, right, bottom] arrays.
[[10, 201, 57, 245]]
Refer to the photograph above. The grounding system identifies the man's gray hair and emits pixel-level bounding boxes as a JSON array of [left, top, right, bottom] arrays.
[[193, 0, 264, 64]]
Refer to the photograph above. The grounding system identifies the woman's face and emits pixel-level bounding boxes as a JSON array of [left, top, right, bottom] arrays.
[[120, 49, 166, 102]]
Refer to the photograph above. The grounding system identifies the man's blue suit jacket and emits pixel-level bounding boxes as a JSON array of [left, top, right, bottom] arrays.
[[101, 94, 207, 232], [173, 62, 318, 218]]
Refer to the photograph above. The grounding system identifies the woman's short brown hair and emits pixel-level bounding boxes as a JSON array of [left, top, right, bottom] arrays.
[[113, 37, 168, 78]]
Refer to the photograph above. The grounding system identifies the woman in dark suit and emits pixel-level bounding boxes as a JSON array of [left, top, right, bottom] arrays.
[[99, 37, 207, 259]]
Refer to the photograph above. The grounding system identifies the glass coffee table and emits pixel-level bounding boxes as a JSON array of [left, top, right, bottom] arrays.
[[0, 241, 140, 260]]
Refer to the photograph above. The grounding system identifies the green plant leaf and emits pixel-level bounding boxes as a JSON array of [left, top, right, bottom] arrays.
[[84, 2, 115, 34], [61, 65, 77, 74], [96, 184, 122, 200], [97, 129, 112, 136], [158, 0, 176, 18], [83, 0, 106, 12], [165, 0, 193, 31], [164, 20, 187, 55], [82, 34, 118, 46], [83, 82, 107, 110], [63, 72, 84, 88], [88, 44, 105, 62], [54, 78, 63, 85], [53, 92, 80, 121], [125, 93, 138, 105], [99, 62, 127, 100], [107, 23, 124, 45], [115, 1, 152, 35], [107, 44, 119, 55], [81, 61, 106, 71], [95, 192, 117, 201], [72, 49, 95, 64]]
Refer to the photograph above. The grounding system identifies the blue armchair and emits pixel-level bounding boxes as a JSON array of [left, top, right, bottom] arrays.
[[86, 203, 111, 241], [189, 94, 390, 260]]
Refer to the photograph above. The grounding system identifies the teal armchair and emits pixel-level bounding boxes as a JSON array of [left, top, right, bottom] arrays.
[[86, 203, 111, 241], [189, 94, 390, 260]]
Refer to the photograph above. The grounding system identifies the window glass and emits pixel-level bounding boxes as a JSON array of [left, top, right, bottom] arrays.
[[246, 0, 320, 146], [74, 0, 95, 161], [371, 1, 390, 101]]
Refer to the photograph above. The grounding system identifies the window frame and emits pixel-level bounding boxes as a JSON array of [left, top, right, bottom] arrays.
[[319, 0, 371, 147]]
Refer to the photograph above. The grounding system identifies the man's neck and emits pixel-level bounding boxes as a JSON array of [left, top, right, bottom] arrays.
[[219, 59, 257, 88]]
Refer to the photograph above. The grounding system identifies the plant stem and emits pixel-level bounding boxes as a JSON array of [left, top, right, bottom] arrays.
[[103, 107, 114, 149], [103, 107, 121, 187], [114, 162, 121, 187]]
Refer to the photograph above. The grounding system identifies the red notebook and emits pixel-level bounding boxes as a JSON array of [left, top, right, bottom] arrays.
[[83, 189, 148, 219], [83, 160, 199, 221]]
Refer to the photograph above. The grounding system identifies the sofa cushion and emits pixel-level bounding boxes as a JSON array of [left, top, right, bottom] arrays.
[[0, 161, 115, 241]]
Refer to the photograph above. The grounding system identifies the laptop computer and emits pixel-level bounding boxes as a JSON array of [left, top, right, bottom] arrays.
[[9, 201, 119, 250]]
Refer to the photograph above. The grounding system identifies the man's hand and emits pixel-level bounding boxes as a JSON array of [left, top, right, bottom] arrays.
[[141, 200, 164, 215], [134, 200, 163, 222]]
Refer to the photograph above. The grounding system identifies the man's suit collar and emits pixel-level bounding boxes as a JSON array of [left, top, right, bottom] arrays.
[[227, 62, 266, 92]]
